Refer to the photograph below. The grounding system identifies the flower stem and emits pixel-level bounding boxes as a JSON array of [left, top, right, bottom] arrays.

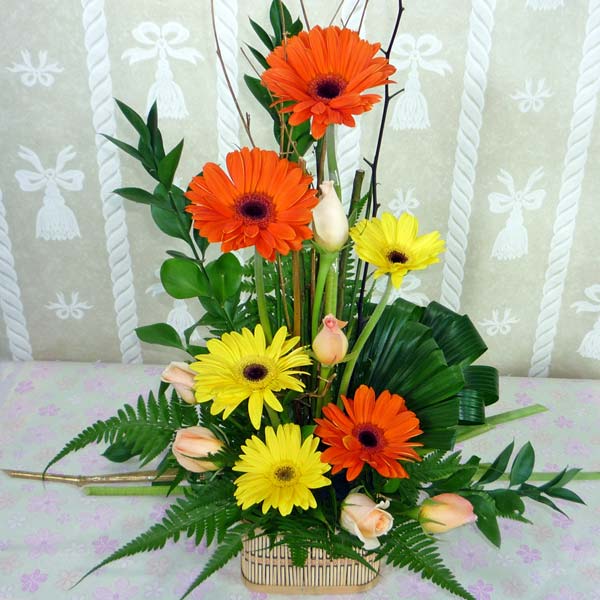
[[83, 485, 186, 496], [292, 251, 302, 340], [325, 125, 341, 197], [311, 252, 337, 339], [254, 248, 273, 343], [265, 405, 282, 428], [338, 277, 393, 400]]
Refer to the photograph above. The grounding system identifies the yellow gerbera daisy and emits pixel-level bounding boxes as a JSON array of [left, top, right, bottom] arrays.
[[350, 212, 445, 288], [233, 424, 331, 516], [190, 325, 311, 429]]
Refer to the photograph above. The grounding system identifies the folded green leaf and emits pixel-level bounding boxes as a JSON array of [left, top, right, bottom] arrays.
[[161, 258, 209, 299], [510, 442, 535, 486], [136, 322, 184, 350], [477, 441, 514, 485]]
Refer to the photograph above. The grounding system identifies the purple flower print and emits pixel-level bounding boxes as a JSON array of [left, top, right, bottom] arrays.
[[92, 535, 119, 555], [15, 380, 34, 393], [545, 589, 588, 600], [93, 579, 139, 600], [144, 366, 162, 376], [468, 579, 494, 600], [576, 388, 600, 404], [250, 593, 268, 600], [0, 541, 8, 552], [184, 538, 208, 555], [560, 535, 594, 561], [28, 492, 60, 514], [84, 378, 107, 392], [81, 505, 115, 530], [515, 392, 533, 406], [519, 378, 538, 389], [38, 403, 60, 416], [21, 569, 48, 592], [396, 573, 437, 599], [25, 529, 59, 557], [516, 544, 541, 563], [149, 502, 170, 521], [555, 415, 574, 428], [552, 512, 573, 529], [565, 440, 589, 458], [455, 543, 488, 570], [175, 575, 215, 600]]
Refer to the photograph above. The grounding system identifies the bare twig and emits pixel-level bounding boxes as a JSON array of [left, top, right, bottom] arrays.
[[356, 0, 404, 329], [239, 45, 262, 78], [210, 0, 256, 147], [358, 0, 370, 33], [299, 0, 311, 30], [329, 0, 345, 26], [2, 468, 178, 487]]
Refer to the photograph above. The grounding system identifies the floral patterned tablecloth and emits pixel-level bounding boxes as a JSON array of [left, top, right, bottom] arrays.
[[0, 361, 598, 600]]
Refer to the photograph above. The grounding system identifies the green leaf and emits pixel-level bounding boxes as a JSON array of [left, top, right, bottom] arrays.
[[158, 140, 184, 189], [489, 489, 525, 517], [146, 101, 165, 161], [151, 204, 191, 240], [269, 1, 283, 43], [467, 493, 501, 547], [249, 18, 274, 50], [539, 467, 581, 491], [115, 99, 150, 142], [136, 323, 184, 350], [477, 441, 514, 485], [246, 44, 269, 70], [510, 442, 535, 486], [103, 134, 144, 162], [160, 258, 209, 299], [244, 75, 277, 115], [545, 487, 585, 504], [102, 441, 135, 463], [206, 254, 242, 303], [113, 187, 170, 209]]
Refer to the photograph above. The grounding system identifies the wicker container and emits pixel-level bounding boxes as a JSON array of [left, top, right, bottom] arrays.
[[240, 535, 380, 594]]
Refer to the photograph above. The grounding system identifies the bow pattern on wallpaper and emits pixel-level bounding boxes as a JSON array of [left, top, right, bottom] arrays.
[[122, 22, 203, 120], [14, 146, 84, 241]]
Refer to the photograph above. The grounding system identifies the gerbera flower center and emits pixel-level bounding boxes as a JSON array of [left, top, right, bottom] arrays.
[[387, 250, 409, 264], [270, 460, 301, 488], [243, 363, 269, 382], [235, 192, 274, 226], [308, 74, 348, 101], [354, 424, 384, 451]]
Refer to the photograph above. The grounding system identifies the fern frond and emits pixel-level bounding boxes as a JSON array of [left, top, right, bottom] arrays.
[[44, 390, 198, 474], [377, 517, 475, 600], [406, 450, 463, 482], [180, 522, 253, 600], [77, 480, 239, 584]]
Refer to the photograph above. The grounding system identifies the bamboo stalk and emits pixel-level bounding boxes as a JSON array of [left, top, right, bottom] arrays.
[[2, 468, 178, 487]]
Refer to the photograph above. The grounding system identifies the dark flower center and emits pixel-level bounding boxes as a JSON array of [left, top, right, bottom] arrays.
[[355, 424, 383, 450], [243, 363, 269, 382], [235, 193, 274, 225], [274, 465, 296, 482], [358, 430, 379, 447], [308, 74, 348, 101], [387, 250, 408, 264]]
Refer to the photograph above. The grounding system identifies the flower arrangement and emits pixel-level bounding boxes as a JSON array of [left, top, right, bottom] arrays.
[[41, 3, 583, 599]]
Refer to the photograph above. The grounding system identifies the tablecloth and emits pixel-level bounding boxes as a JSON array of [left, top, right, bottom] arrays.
[[0, 361, 598, 600]]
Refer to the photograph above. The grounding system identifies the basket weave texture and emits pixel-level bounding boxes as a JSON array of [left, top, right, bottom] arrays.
[[240, 535, 380, 594]]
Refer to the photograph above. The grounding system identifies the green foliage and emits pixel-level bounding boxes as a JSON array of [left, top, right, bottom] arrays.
[[135, 322, 185, 351], [160, 258, 208, 299], [44, 391, 198, 475], [406, 450, 463, 483], [377, 516, 475, 600], [77, 481, 240, 584]]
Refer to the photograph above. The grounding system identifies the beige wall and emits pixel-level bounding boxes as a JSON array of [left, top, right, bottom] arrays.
[[1, 0, 599, 378]]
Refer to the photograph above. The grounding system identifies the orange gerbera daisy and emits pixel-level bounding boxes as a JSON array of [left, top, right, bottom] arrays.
[[185, 148, 318, 261], [261, 26, 396, 139], [314, 385, 423, 481]]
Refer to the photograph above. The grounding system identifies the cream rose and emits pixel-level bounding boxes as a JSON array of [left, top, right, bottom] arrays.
[[172, 426, 224, 473], [419, 493, 477, 534], [161, 361, 197, 404], [312, 181, 349, 252], [340, 492, 393, 549]]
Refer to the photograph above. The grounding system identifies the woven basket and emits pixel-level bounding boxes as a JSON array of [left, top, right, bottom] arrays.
[[240, 535, 380, 594]]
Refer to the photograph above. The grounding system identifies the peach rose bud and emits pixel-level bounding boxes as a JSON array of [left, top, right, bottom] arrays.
[[172, 426, 224, 473], [312, 181, 349, 252], [340, 492, 394, 550], [161, 361, 196, 404], [419, 493, 477, 534], [312, 314, 348, 366]]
